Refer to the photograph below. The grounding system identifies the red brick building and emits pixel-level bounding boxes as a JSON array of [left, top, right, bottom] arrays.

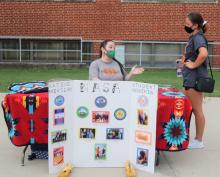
[[0, 0, 219, 67]]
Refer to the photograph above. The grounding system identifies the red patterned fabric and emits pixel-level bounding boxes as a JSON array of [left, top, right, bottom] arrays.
[[2, 93, 48, 146], [156, 87, 192, 151], [2, 87, 192, 151]]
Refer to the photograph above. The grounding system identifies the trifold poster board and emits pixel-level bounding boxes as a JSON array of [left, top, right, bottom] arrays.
[[48, 80, 158, 174]]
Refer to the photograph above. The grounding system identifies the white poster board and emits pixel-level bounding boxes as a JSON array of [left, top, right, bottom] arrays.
[[49, 80, 158, 174]]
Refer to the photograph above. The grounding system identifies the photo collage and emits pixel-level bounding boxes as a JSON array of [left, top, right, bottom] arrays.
[[135, 95, 152, 167], [52, 95, 66, 166], [49, 81, 158, 174], [76, 95, 127, 160]]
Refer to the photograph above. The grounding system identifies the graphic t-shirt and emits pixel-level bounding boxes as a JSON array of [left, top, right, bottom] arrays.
[[89, 59, 124, 81]]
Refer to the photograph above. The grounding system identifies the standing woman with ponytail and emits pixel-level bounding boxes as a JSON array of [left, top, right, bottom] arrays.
[[182, 12, 209, 149], [89, 40, 144, 81]]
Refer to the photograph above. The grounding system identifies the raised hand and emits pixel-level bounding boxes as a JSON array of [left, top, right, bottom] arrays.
[[131, 65, 145, 75]]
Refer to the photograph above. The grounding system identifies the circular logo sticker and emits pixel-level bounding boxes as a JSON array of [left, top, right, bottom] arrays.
[[114, 108, 126, 120], [54, 95, 64, 106], [138, 95, 148, 107], [77, 106, 89, 118], [95, 96, 107, 108]]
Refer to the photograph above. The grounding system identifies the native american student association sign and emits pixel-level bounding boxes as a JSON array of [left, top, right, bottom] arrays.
[[48, 80, 158, 174]]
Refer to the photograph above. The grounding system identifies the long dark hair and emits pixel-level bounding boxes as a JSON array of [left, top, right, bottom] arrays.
[[100, 40, 125, 80], [188, 12, 208, 33]]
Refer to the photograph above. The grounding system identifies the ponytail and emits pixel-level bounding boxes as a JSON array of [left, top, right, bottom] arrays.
[[188, 12, 208, 34], [202, 21, 208, 33], [112, 58, 126, 81]]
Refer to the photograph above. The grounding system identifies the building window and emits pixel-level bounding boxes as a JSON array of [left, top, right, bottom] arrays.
[[122, 0, 216, 3], [21, 39, 82, 62], [82, 42, 93, 63], [125, 43, 184, 67], [0, 38, 92, 63], [124, 42, 213, 67], [125, 42, 185, 67], [0, 39, 19, 61], [125, 43, 180, 67]]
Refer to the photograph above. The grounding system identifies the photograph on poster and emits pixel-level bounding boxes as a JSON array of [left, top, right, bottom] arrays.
[[135, 130, 152, 145], [136, 148, 148, 166], [137, 109, 148, 126], [80, 128, 96, 139], [54, 108, 65, 125], [106, 128, 124, 140], [95, 144, 107, 160], [53, 147, 64, 166], [51, 129, 67, 144], [92, 111, 110, 123]]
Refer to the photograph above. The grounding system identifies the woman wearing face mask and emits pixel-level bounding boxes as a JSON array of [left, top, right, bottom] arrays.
[[89, 40, 144, 81], [181, 12, 208, 149]]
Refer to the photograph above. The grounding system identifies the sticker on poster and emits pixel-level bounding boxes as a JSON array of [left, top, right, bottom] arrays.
[[106, 128, 124, 140], [135, 130, 152, 145], [114, 108, 126, 120], [136, 148, 148, 167], [92, 111, 110, 123], [51, 129, 67, 144], [77, 106, 89, 118], [53, 147, 64, 166], [138, 95, 148, 107], [54, 108, 65, 125], [95, 144, 107, 160], [54, 95, 64, 106], [79, 128, 96, 139], [137, 109, 148, 126], [95, 96, 107, 108]]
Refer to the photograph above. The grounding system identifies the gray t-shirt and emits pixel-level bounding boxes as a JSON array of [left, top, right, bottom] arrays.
[[89, 59, 124, 81], [182, 31, 208, 88]]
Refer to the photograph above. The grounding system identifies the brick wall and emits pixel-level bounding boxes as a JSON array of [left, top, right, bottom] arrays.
[[0, 0, 219, 65], [212, 44, 220, 68]]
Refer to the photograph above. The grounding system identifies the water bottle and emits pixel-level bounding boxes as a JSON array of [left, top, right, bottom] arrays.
[[176, 59, 182, 77]]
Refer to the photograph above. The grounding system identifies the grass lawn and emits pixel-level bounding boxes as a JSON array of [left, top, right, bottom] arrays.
[[0, 68, 219, 97]]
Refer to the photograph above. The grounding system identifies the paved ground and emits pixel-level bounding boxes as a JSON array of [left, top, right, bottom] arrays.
[[0, 93, 219, 177]]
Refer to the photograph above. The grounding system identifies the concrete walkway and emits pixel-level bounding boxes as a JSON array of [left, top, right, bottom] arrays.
[[0, 93, 219, 177]]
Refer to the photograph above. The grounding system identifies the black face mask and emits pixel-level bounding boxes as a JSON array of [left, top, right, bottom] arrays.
[[184, 26, 194, 33]]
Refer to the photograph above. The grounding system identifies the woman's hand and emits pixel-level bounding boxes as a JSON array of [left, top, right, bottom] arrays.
[[181, 46, 186, 64], [130, 65, 145, 75], [184, 60, 196, 69], [125, 65, 144, 81], [184, 47, 208, 70], [181, 55, 186, 64]]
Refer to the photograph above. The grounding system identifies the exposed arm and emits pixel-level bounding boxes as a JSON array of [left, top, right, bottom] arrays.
[[125, 65, 144, 81], [89, 61, 100, 80], [184, 47, 208, 69], [181, 46, 187, 64]]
